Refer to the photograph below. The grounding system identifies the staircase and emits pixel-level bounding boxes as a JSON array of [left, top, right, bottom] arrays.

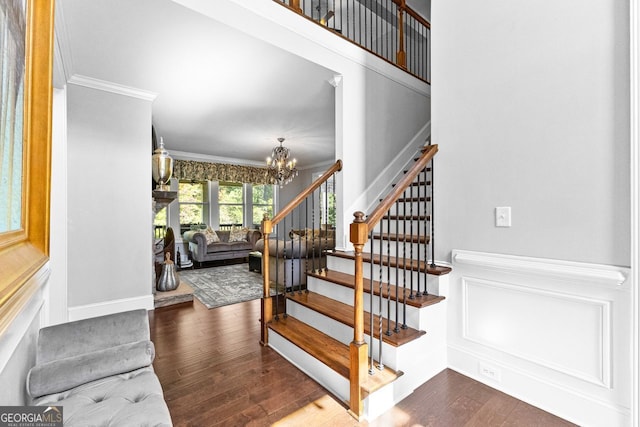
[[261, 145, 450, 421]]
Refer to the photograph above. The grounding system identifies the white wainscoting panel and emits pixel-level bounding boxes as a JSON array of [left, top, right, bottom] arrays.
[[462, 277, 611, 388], [450, 250, 631, 426]]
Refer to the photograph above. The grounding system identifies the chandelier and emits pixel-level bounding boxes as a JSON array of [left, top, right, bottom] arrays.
[[266, 137, 298, 187]]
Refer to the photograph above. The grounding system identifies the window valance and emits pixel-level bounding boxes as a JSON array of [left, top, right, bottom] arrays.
[[173, 160, 272, 185]]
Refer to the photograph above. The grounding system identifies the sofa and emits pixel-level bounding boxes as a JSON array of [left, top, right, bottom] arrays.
[[183, 227, 262, 264], [255, 228, 335, 288], [26, 309, 172, 427]]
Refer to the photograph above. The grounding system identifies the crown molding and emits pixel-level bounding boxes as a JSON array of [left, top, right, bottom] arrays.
[[67, 75, 157, 101], [53, 0, 74, 85]]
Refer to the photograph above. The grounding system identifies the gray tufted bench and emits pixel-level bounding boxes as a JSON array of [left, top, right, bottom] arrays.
[[26, 309, 172, 426]]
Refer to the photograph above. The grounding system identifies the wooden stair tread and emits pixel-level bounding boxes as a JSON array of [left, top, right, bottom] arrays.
[[307, 269, 445, 309], [287, 291, 425, 346], [267, 316, 402, 395], [329, 251, 453, 276]]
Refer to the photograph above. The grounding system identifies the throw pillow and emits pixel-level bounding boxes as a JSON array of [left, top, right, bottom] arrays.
[[203, 228, 219, 245], [228, 227, 247, 242]]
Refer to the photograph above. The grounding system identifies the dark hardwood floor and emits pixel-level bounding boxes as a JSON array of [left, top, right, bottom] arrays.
[[149, 299, 575, 427]]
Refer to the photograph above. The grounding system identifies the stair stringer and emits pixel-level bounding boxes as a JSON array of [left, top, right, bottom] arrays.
[[345, 122, 431, 225]]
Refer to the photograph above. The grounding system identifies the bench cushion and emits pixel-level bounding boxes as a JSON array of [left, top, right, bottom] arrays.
[[27, 340, 155, 399], [32, 366, 171, 427]]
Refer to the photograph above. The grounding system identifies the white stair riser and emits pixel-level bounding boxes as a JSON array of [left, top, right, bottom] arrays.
[[326, 257, 444, 295], [282, 298, 448, 420], [307, 276, 423, 330], [286, 297, 448, 368], [371, 220, 430, 235], [365, 241, 430, 258], [268, 330, 349, 400]]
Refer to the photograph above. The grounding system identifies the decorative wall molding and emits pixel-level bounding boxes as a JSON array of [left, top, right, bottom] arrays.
[[68, 294, 154, 322], [450, 249, 632, 425], [53, 0, 74, 85], [452, 250, 628, 288], [68, 74, 157, 101], [461, 276, 612, 388]]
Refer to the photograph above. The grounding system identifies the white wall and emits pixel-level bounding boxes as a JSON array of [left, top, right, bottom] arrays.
[[432, 1, 633, 424], [49, 87, 68, 325], [66, 83, 154, 318], [432, 0, 630, 267]]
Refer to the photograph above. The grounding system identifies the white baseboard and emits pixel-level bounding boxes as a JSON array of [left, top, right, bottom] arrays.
[[448, 345, 630, 426], [450, 249, 632, 427], [68, 294, 154, 321]]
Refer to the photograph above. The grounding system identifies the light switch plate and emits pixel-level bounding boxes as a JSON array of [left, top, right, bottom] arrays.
[[496, 207, 511, 227]]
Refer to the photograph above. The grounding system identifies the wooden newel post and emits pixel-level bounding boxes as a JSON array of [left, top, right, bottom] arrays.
[[290, 0, 302, 14], [348, 211, 369, 419], [260, 214, 273, 346], [396, 0, 406, 68]]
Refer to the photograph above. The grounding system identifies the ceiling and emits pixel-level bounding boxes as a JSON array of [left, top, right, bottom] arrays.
[[58, 0, 428, 168]]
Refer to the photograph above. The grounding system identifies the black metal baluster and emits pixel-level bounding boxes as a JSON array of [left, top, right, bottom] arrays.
[[377, 220, 384, 370], [394, 201, 400, 333], [422, 166, 429, 296], [303, 198, 308, 294], [430, 157, 436, 270], [409, 172, 415, 299], [323, 179, 329, 273], [385, 205, 392, 337], [274, 222, 281, 320], [415, 164, 422, 298], [311, 186, 317, 273], [368, 229, 375, 375]]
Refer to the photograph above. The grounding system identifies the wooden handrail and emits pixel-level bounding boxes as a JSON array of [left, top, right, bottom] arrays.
[[271, 160, 343, 226], [364, 145, 437, 231], [391, 0, 431, 29]]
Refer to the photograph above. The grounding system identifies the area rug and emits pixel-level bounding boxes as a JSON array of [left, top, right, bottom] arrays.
[[179, 263, 265, 309]]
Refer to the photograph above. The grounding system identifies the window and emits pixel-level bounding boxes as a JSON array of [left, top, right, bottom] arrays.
[[315, 172, 337, 227], [252, 184, 274, 228], [154, 207, 167, 238], [178, 181, 206, 230], [219, 182, 243, 227]]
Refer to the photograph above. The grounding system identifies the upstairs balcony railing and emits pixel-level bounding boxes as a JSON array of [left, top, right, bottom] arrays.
[[274, 0, 430, 83]]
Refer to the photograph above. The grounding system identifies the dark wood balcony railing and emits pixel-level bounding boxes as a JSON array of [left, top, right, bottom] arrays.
[[274, 0, 430, 83]]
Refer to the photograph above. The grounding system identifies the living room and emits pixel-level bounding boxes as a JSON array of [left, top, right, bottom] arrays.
[[1, 0, 638, 425]]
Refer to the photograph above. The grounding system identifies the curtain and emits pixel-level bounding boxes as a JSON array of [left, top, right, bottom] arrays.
[[173, 159, 273, 185], [0, 0, 26, 232]]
